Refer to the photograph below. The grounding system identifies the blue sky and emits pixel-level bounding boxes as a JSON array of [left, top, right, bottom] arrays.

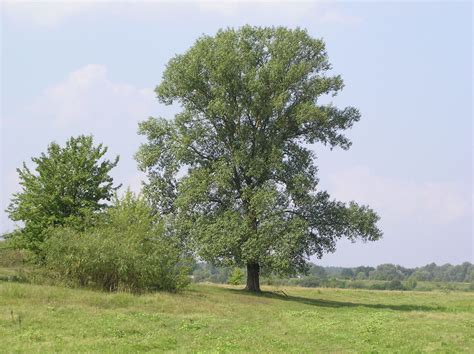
[[1, 1, 472, 267]]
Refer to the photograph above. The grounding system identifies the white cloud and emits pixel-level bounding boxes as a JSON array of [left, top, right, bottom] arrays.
[[327, 166, 470, 225], [2, 1, 100, 28], [2, 0, 363, 28], [30, 64, 156, 128]]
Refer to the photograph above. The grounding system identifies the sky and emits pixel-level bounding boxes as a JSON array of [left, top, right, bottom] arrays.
[[1, 0, 472, 267]]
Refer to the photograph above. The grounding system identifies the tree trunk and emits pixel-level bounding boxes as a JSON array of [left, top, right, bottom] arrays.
[[245, 262, 261, 292]]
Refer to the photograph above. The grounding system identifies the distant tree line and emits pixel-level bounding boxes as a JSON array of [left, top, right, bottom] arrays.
[[317, 262, 474, 283], [193, 261, 474, 290]]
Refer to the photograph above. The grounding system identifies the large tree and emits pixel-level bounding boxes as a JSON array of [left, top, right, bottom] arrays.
[[7, 135, 119, 253], [137, 26, 382, 292]]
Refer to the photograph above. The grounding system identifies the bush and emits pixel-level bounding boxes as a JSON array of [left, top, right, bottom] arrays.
[[404, 278, 418, 290], [386, 279, 404, 290], [228, 268, 245, 285], [0, 241, 26, 267], [42, 192, 191, 292], [369, 283, 387, 290]]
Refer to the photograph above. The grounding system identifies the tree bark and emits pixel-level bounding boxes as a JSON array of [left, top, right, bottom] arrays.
[[245, 262, 261, 292]]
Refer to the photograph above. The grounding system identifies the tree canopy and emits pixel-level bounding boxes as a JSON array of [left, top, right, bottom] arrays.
[[136, 26, 382, 291], [7, 135, 119, 253]]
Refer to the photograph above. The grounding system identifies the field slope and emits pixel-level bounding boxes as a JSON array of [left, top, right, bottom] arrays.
[[1, 281, 473, 352]]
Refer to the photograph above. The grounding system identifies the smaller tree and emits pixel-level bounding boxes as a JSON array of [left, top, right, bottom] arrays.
[[6, 135, 119, 253], [228, 268, 245, 285]]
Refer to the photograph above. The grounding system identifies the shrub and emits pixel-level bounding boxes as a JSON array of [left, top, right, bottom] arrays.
[[42, 191, 191, 292], [369, 283, 387, 290], [0, 241, 26, 267], [386, 279, 404, 290], [404, 278, 418, 290], [228, 268, 245, 285]]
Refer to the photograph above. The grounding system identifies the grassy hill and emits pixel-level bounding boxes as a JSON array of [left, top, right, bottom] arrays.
[[1, 280, 473, 352]]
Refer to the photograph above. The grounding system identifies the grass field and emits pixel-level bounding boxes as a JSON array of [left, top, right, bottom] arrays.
[[1, 279, 473, 353]]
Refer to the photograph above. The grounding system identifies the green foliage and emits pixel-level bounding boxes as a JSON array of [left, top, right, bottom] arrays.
[[340, 268, 354, 279], [405, 278, 418, 290], [308, 264, 327, 279], [370, 264, 407, 281], [6, 135, 119, 254], [386, 279, 404, 291], [42, 191, 191, 292], [136, 26, 382, 286], [0, 240, 26, 268], [228, 268, 245, 285], [410, 262, 473, 282]]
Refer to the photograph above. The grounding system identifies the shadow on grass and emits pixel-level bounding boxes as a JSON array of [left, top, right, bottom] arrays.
[[225, 288, 447, 312]]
